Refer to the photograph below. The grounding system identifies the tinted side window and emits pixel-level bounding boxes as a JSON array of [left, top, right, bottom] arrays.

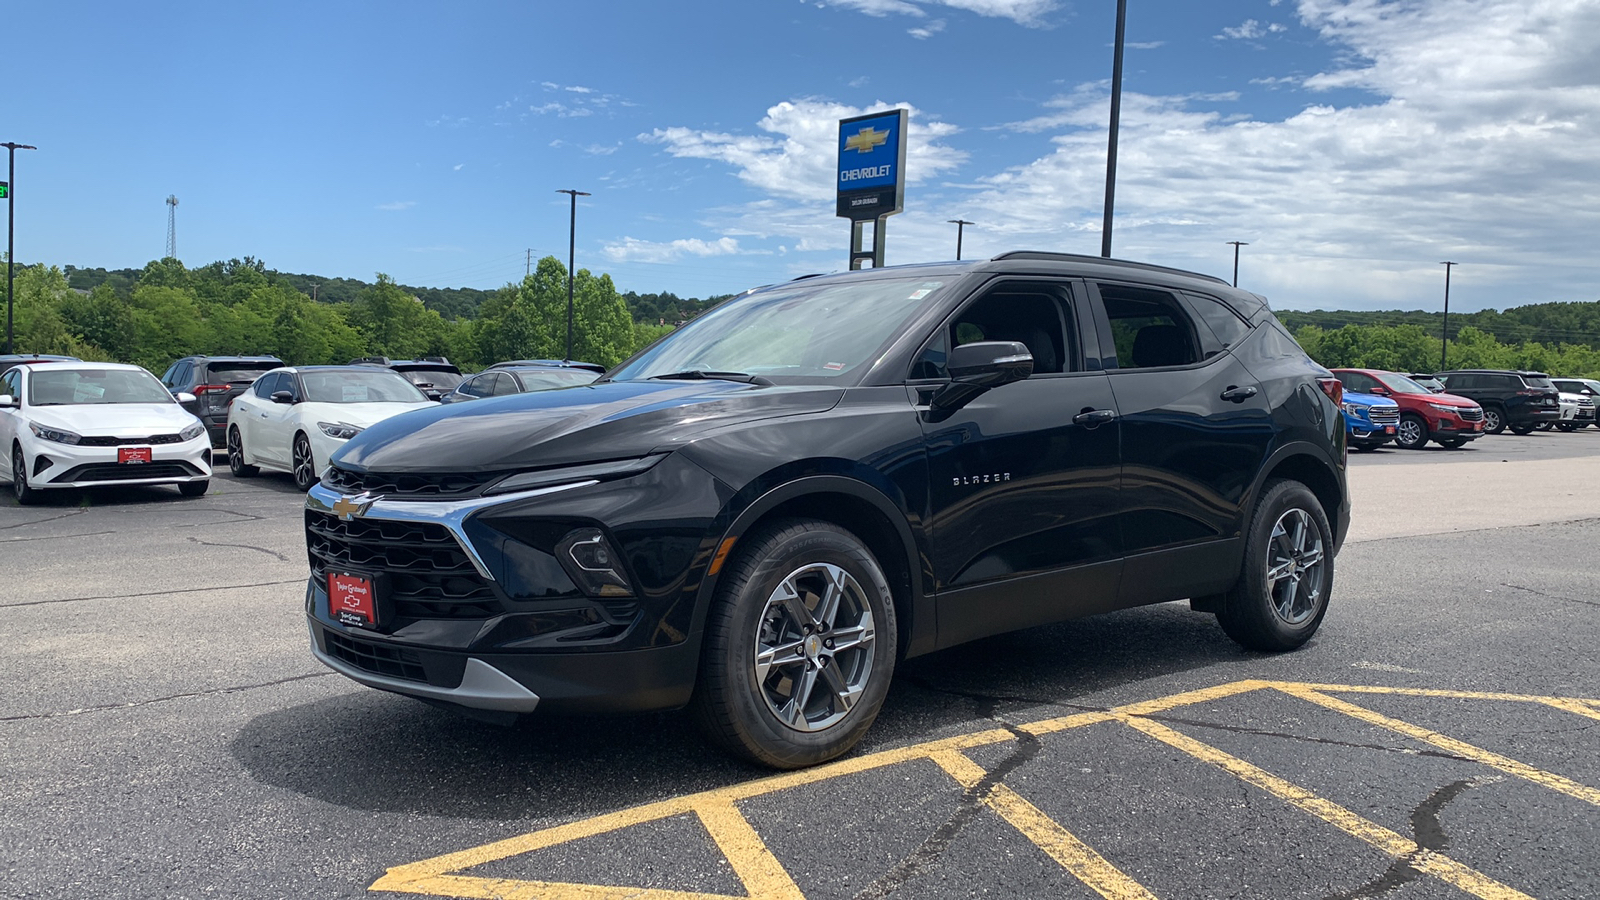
[[457, 375, 489, 398], [1098, 284, 1200, 368], [1493, 374, 1520, 390], [488, 372, 517, 396], [253, 372, 283, 398], [1185, 293, 1251, 350], [913, 282, 1078, 378], [1336, 371, 1377, 393], [1, 369, 19, 398]]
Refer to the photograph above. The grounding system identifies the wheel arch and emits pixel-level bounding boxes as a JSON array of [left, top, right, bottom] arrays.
[[1248, 443, 1347, 554]]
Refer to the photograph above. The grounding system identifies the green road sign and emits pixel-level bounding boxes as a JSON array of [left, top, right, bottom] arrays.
[[0, 182, 9, 199]]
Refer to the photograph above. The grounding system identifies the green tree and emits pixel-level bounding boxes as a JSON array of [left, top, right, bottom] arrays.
[[347, 274, 446, 359]]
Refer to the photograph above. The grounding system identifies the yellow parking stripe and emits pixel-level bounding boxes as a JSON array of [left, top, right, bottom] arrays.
[[1281, 686, 1600, 808], [1121, 715, 1534, 900], [930, 750, 1162, 900], [1295, 682, 1600, 705], [1539, 698, 1600, 724], [695, 799, 806, 900]]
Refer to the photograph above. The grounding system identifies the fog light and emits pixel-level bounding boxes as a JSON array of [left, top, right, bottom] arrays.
[[556, 528, 633, 598]]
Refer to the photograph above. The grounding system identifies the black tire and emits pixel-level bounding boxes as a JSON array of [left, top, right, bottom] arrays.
[[227, 426, 259, 477], [690, 518, 897, 769], [1437, 438, 1468, 449], [1533, 422, 1552, 432], [1557, 422, 1577, 432], [11, 445, 41, 506], [1509, 424, 1535, 435], [292, 433, 317, 491], [1482, 406, 1506, 434], [1394, 413, 1430, 450], [1216, 479, 1333, 652], [178, 480, 209, 497], [1350, 443, 1377, 452]]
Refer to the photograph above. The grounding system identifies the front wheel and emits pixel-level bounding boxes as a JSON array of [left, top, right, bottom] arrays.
[[1510, 424, 1535, 435], [178, 480, 209, 497], [11, 446, 41, 505], [1437, 438, 1469, 449], [1557, 423, 1577, 432], [1482, 407, 1505, 434], [1395, 413, 1429, 450], [691, 519, 897, 769], [1216, 479, 1333, 652], [292, 433, 317, 491]]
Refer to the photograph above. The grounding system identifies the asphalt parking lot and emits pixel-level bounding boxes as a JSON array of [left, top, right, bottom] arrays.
[[3, 429, 1598, 900]]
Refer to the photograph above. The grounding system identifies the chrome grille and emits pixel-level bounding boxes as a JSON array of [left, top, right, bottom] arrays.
[[77, 433, 185, 446], [1368, 406, 1400, 425], [1457, 407, 1484, 422], [305, 510, 501, 620]]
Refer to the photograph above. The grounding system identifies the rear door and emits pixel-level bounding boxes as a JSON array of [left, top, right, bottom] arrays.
[[916, 277, 1124, 647], [1089, 280, 1275, 605]]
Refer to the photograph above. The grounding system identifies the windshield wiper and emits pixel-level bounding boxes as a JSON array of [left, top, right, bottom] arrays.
[[648, 370, 772, 386]]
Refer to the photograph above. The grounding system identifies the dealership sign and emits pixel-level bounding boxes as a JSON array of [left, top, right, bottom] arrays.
[[836, 109, 907, 221]]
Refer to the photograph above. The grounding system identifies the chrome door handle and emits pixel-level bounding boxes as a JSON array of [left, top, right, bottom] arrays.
[[1220, 385, 1258, 402], [1073, 408, 1118, 426]]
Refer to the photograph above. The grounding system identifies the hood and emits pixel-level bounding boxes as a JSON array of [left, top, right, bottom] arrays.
[[308, 401, 438, 429], [333, 379, 845, 473], [1416, 391, 1478, 408], [1341, 390, 1397, 408], [28, 402, 200, 436]]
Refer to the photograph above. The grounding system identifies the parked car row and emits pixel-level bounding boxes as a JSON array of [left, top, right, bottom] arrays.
[[1326, 367, 1600, 448]]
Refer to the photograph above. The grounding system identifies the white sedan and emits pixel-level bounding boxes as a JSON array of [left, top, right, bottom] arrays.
[[226, 366, 437, 490], [0, 361, 213, 504]]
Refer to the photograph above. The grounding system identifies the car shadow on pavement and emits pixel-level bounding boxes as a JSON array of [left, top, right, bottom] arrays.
[[229, 601, 1250, 820]]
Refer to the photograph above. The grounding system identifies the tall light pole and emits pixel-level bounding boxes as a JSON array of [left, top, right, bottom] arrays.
[[947, 219, 974, 260], [3, 141, 38, 355], [1226, 241, 1248, 287], [1440, 261, 1457, 371], [555, 189, 590, 361], [1101, 0, 1129, 258]]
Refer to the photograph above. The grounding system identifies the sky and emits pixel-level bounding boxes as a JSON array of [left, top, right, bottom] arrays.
[[3, 0, 1597, 313]]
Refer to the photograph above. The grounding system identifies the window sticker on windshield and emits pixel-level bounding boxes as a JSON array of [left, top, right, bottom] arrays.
[[342, 385, 368, 402], [908, 289, 932, 300], [824, 362, 845, 371]]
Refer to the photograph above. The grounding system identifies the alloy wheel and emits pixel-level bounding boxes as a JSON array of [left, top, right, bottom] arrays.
[[293, 435, 315, 489], [1396, 417, 1425, 448], [753, 562, 876, 733], [1264, 508, 1325, 627]]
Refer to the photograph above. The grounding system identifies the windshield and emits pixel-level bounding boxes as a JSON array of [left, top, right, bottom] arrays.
[[608, 276, 949, 384], [511, 369, 601, 390], [1374, 372, 1433, 395], [300, 370, 430, 404], [29, 368, 174, 406], [398, 369, 463, 390]]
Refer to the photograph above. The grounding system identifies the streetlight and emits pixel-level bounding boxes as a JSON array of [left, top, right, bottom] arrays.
[[1101, 0, 1129, 258], [1226, 241, 1248, 287], [947, 219, 975, 260], [555, 189, 591, 361], [3, 141, 38, 355], [1440, 261, 1457, 371]]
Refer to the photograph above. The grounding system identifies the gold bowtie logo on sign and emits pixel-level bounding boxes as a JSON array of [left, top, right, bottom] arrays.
[[844, 126, 889, 154]]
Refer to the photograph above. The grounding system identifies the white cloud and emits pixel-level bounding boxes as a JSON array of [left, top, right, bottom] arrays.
[[453, 163, 464, 171], [376, 201, 415, 211], [908, 18, 946, 38], [1218, 19, 1288, 40], [585, 144, 620, 156], [602, 236, 745, 263], [642, 99, 967, 203], [1125, 41, 1166, 50], [819, 0, 1057, 27]]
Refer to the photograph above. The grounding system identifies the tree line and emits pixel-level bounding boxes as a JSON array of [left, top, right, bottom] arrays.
[[6, 255, 730, 373], [1290, 322, 1600, 378]]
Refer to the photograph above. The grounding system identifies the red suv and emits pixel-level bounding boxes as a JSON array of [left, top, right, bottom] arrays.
[[1331, 369, 1485, 449]]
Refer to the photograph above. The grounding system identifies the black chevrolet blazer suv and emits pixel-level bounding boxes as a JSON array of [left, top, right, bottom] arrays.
[[304, 252, 1350, 768]]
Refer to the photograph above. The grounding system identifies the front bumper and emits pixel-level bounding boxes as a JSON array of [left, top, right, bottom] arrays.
[[22, 433, 212, 489]]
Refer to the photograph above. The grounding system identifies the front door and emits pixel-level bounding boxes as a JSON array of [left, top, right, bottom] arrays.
[[914, 279, 1124, 648]]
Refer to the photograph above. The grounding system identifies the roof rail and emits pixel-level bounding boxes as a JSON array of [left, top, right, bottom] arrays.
[[989, 251, 1229, 285]]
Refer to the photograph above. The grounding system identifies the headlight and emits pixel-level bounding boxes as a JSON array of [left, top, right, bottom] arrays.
[[29, 422, 82, 444], [317, 422, 364, 440], [180, 422, 206, 441], [1426, 403, 1459, 414], [1342, 402, 1369, 415]]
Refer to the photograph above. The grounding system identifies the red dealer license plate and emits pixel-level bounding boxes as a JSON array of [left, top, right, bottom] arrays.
[[328, 573, 378, 628], [1384, 426, 1396, 435], [118, 447, 153, 464]]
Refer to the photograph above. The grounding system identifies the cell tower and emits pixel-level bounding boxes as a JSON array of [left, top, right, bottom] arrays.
[[165, 195, 179, 259]]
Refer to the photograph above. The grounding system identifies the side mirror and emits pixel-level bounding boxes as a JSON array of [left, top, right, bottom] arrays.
[[175, 391, 197, 404], [0, 394, 16, 409], [932, 341, 1033, 411], [1369, 387, 1390, 396], [270, 390, 296, 405]]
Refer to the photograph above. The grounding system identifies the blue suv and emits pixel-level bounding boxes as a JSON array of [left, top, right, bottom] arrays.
[[1342, 389, 1400, 450]]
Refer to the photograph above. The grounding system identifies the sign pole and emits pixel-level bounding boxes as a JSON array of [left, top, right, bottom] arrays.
[[2, 143, 39, 354], [836, 109, 908, 270]]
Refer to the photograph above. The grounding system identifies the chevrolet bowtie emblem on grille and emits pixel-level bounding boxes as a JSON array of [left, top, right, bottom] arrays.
[[844, 126, 889, 154], [331, 491, 378, 521]]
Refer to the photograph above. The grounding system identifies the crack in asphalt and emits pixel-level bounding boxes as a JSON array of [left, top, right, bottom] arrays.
[[185, 535, 291, 562], [0, 578, 305, 609], [852, 683, 1044, 900], [0, 671, 338, 722], [1498, 581, 1600, 610], [1320, 778, 1480, 900], [0, 508, 87, 529], [0, 530, 117, 544], [1142, 713, 1477, 765]]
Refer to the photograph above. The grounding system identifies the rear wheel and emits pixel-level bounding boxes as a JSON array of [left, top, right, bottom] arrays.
[[1482, 406, 1505, 434], [11, 445, 41, 505], [1510, 424, 1535, 435], [1395, 413, 1429, 450], [1216, 479, 1333, 652], [1557, 422, 1577, 432], [691, 518, 897, 769], [227, 427, 258, 477], [292, 433, 317, 491]]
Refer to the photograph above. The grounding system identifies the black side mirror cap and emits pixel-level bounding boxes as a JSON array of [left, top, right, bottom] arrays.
[[932, 341, 1033, 411], [270, 391, 296, 404]]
